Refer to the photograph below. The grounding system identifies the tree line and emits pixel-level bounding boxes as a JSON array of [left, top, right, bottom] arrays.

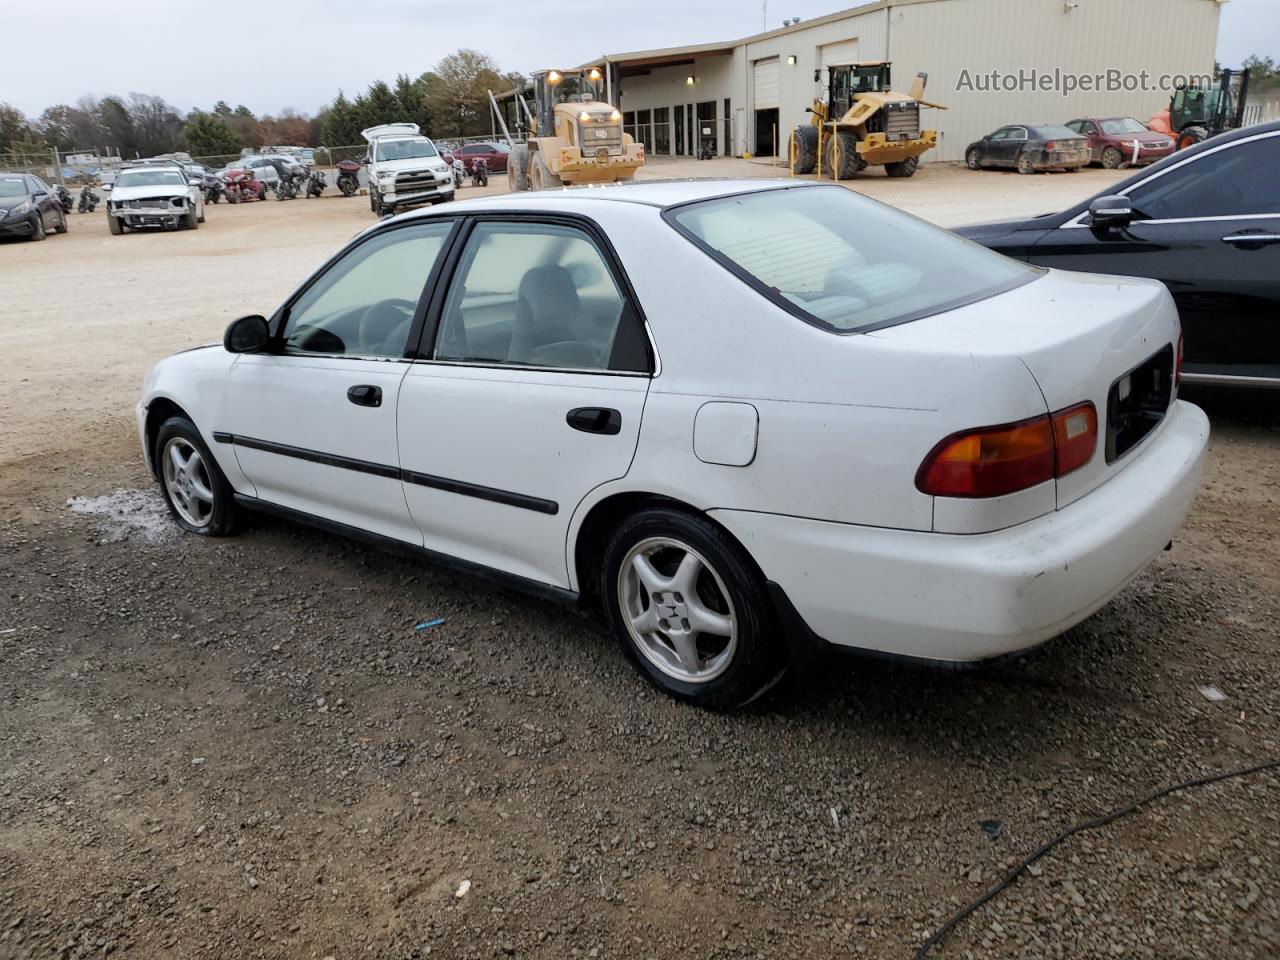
[[0, 48, 522, 162]]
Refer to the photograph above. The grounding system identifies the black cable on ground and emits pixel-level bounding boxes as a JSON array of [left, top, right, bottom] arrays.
[[913, 757, 1280, 959]]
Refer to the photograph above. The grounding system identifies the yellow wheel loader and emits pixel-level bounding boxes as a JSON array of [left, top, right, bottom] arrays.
[[789, 62, 944, 179], [505, 69, 645, 191]]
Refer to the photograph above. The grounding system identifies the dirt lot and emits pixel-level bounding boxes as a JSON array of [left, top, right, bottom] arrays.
[[1, 161, 1278, 960]]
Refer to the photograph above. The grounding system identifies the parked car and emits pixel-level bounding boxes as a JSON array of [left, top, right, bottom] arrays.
[[445, 141, 510, 174], [965, 124, 1090, 173], [1064, 116, 1175, 168], [0, 172, 69, 240], [362, 123, 454, 216], [138, 179, 1208, 709], [955, 120, 1280, 389], [107, 164, 205, 235]]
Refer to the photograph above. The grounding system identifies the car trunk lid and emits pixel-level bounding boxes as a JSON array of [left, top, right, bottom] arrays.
[[870, 268, 1180, 510]]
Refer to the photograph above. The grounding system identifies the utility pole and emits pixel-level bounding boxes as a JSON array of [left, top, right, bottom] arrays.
[[762, 1, 767, 31]]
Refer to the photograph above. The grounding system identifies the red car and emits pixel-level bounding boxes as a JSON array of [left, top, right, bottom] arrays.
[[443, 141, 510, 174], [1064, 117, 1176, 169]]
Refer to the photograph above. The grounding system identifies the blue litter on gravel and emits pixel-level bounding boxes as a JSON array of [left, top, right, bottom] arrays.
[[415, 618, 446, 631]]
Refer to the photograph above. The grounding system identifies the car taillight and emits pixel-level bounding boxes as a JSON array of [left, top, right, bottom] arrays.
[[1174, 331, 1184, 389], [916, 402, 1098, 499], [1045, 140, 1056, 151]]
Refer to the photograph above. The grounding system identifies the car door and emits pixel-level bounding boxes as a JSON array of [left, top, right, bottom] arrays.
[[30, 177, 56, 219], [397, 216, 654, 589], [986, 128, 1016, 167], [1026, 131, 1280, 381], [222, 218, 458, 542]]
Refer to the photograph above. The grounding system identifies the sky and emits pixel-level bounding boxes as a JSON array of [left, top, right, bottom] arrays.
[[3, 0, 1277, 119]]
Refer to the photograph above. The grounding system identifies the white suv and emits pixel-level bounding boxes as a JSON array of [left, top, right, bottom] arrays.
[[108, 164, 204, 235], [362, 123, 453, 216]]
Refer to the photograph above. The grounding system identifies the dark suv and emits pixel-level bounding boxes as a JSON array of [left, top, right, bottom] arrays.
[[0, 173, 69, 241]]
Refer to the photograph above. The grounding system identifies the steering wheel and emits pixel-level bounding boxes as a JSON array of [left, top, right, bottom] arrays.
[[355, 298, 417, 355]]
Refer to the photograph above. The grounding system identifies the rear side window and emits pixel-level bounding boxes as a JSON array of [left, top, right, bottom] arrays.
[[666, 186, 1038, 333]]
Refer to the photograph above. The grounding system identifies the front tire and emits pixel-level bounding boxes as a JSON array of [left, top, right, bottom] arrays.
[[966, 147, 983, 170], [155, 417, 239, 537], [1101, 146, 1123, 169], [108, 214, 123, 235], [530, 151, 562, 189], [825, 131, 862, 179], [1177, 125, 1207, 150], [885, 155, 920, 178], [602, 508, 787, 711], [31, 213, 46, 241]]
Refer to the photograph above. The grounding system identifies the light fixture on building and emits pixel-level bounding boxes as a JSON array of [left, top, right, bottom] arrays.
[[787, 55, 797, 65], [547, 69, 562, 86], [686, 75, 696, 86], [588, 68, 602, 82]]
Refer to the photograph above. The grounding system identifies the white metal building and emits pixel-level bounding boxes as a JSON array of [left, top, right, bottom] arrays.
[[576, 0, 1223, 163]]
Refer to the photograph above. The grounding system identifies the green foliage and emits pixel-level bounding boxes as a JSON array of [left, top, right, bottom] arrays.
[[0, 102, 32, 154], [183, 111, 243, 156], [1242, 54, 1279, 91]]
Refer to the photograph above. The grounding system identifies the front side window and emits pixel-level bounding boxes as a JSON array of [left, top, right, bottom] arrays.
[[434, 221, 644, 371], [1129, 135, 1280, 220], [282, 222, 453, 357], [667, 185, 1038, 333]]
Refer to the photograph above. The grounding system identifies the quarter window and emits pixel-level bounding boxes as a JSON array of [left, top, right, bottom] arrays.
[[1128, 135, 1280, 220], [433, 221, 644, 372], [282, 222, 452, 358]]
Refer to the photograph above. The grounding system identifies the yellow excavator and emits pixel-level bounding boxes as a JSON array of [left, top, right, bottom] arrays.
[[790, 62, 944, 178], [500, 68, 645, 191]]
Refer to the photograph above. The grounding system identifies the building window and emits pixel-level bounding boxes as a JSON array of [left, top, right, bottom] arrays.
[[654, 107, 671, 155]]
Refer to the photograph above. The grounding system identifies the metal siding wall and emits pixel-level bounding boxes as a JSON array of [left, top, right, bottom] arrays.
[[616, 54, 737, 153], [745, 7, 891, 141], [886, 0, 1222, 162]]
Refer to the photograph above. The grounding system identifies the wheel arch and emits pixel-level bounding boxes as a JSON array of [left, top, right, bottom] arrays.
[[144, 396, 195, 480]]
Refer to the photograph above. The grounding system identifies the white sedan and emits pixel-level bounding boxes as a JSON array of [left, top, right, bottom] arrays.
[[137, 180, 1209, 709]]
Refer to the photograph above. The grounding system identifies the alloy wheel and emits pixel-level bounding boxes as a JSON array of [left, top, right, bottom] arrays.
[[618, 537, 738, 684], [162, 437, 215, 528]]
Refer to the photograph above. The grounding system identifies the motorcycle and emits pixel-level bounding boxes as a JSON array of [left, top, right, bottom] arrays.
[[275, 169, 302, 200], [471, 156, 489, 188], [223, 168, 267, 203], [451, 156, 466, 189], [304, 168, 326, 198], [78, 184, 100, 213], [55, 184, 73, 214], [204, 178, 225, 205], [335, 159, 361, 197]]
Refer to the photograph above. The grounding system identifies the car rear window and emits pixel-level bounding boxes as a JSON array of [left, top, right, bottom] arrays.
[[1032, 125, 1085, 139], [665, 185, 1038, 333]]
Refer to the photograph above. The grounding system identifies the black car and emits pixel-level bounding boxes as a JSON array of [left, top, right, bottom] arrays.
[[0, 172, 69, 241], [964, 124, 1091, 174], [955, 121, 1280, 389]]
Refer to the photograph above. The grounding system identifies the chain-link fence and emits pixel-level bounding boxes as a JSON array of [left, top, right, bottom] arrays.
[[2, 146, 65, 184]]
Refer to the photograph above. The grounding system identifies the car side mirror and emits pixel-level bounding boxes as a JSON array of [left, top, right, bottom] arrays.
[[188, 177, 202, 186], [1087, 195, 1134, 229], [360, 156, 370, 165], [224, 314, 271, 353]]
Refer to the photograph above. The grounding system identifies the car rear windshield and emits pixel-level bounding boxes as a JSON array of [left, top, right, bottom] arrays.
[[665, 185, 1038, 333], [116, 170, 185, 188], [1032, 125, 1085, 140]]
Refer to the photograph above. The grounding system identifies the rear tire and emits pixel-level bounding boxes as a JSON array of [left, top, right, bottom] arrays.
[[885, 155, 920, 178], [966, 147, 983, 170], [1016, 153, 1035, 175], [507, 144, 529, 191], [1101, 146, 1123, 169], [789, 126, 818, 175], [154, 416, 240, 537], [601, 508, 787, 711], [55, 210, 68, 234]]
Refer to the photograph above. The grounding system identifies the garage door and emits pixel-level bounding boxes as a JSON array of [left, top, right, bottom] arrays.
[[819, 39, 859, 68], [754, 58, 780, 110]]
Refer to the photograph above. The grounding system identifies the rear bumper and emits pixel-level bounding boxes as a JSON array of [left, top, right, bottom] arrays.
[[712, 400, 1209, 663], [1028, 149, 1091, 169]]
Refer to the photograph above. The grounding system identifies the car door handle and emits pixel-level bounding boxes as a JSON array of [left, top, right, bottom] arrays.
[[1221, 232, 1280, 247], [347, 384, 382, 407], [566, 407, 621, 435]]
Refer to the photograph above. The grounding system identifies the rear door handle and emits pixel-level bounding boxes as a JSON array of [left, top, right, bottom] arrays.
[[1221, 232, 1280, 248], [566, 407, 621, 435], [347, 384, 382, 407]]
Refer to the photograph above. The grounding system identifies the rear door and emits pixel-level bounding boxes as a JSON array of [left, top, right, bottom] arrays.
[[397, 215, 654, 589], [1027, 130, 1280, 383]]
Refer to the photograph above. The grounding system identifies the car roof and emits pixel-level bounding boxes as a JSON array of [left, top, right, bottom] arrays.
[[413, 178, 823, 214]]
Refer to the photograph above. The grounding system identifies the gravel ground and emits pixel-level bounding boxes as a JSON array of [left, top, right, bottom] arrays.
[[1, 162, 1278, 960]]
